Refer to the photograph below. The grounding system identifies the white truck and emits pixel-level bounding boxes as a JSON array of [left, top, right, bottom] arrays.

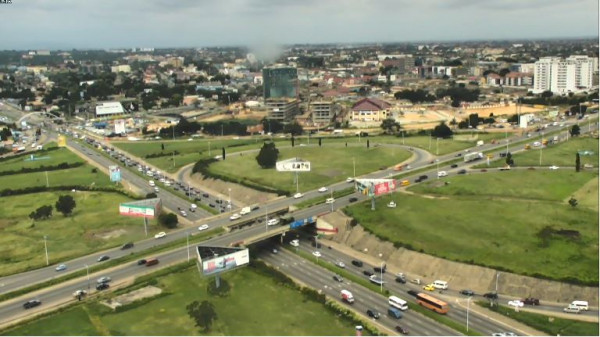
[[239, 206, 251, 215], [341, 290, 354, 304], [464, 152, 483, 162]]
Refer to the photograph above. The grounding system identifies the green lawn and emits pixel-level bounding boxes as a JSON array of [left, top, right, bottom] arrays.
[[0, 165, 114, 190], [208, 145, 411, 193], [477, 302, 599, 336], [0, 146, 84, 174], [0, 191, 160, 276], [480, 136, 599, 168], [2, 266, 355, 336], [345, 171, 599, 284]]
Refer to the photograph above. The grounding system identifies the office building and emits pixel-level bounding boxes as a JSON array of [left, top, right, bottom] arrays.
[[265, 98, 300, 122], [262, 65, 298, 99], [533, 56, 595, 94], [310, 100, 334, 124]]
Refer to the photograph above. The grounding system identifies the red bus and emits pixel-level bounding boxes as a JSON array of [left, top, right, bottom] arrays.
[[416, 292, 449, 314]]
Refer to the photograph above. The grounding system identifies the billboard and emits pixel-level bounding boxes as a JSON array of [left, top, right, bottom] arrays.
[[199, 248, 250, 276], [356, 179, 397, 196], [119, 198, 161, 219], [276, 158, 311, 172], [114, 119, 126, 134], [109, 165, 121, 182], [57, 135, 67, 147]]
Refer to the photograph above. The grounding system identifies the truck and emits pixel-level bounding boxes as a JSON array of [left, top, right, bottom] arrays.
[[341, 290, 354, 304], [239, 206, 251, 215], [464, 152, 483, 162]]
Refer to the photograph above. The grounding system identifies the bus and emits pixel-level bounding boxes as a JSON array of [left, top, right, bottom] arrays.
[[388, 296, 408, 311], [416, 293, 449, 314]]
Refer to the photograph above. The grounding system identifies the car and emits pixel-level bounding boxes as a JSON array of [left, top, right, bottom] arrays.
[[202, 193, 209, 198], [97, 255, 110, 262], [271, 248, 278, 254], [346, 177, 354, 183], [154, 231, 166, 239], [351, 260, 363, 267], [267, 218, 280, 226], [437, 171, 448, 177], [215, 199, 223, 204], [363, 270, 374, 277], [508, 300, 524, 307], [423, 284, 435, 291], [198, 224, 209, 231], [209, 203, 215, 208], [312, 251, 322, 257], [387, 201, 397, 208], [318, 187, 328, 193], [137, 259, 147, 265], [97, 276, 111, 284], [504, 332, 517, 336], [419, 175, 428, 180], [563, 306, 581, 314], [333, 274, 344, 282], [348, 197, 358, 203], [483, 292, 498, 300], [395, 273, 406, 283], [492, 333, 506, 337], [549, 165, 559, 170], [55, 264, 67, 272], [457, 169, 467, 174], [96, 283, 110, 291], [366, 309, 380, 319], [450, 164, 458, 168], [23, 299, 42, 309], [73, 290, 87, 298], [407, 290, 419, 297], [522, 297, 540, 305], [456, 153, 462, 157], [290, 239, 300, 247], [335, 261, 346, 268], [293, 192, 304, 199], [252, 205, 260, 211], [395, 326, 409, 335], [460, 289, 475, 296], [180, 210, 187, 217], [325, 197, 335, 204], [121, 242, 134, 250], [229, 213, 241, 221]]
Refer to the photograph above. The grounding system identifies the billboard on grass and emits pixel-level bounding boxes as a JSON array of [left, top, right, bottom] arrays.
[[355, 179, 397, 196], [197, 247, 249, 276], [109, 165, 121, 182], [276, 158, 311, 172], [119, 198, 161, 219]]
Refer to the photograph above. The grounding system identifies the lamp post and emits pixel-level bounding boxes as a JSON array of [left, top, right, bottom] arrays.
[[228, 188, 232, 209], [495, 272, 500, 293], [208, 141, 211, 156], [85, 264, 90, 291], [353, 157, 356, 178], [467, 296, 472, 332], [186, 231, 190, 262], [265, 205, 268, 232], [43, 235, 49, 266], [436, 159, 440, 179], [402, 130, 405, 145], [380, 261, 384, 293], [539, 132, 544, 166], [436, 137, 439, 156]]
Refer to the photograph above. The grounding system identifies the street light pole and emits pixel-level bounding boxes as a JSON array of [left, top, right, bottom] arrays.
[[402, 130, 405, 145], [208, 141, 211, 156], [495, 272, 500, 293], [43, 235, 49, 266], [380, 261, 384, 293], [539, 132, 543, 166], [436, 137, 439, 156], [436, 159, 440, 179], [228, 188, 231, 209], [353, 157, 356, 178], [467, 297, 471, 332], [186, 231, 190, 262], [85, 264, 90, 291]]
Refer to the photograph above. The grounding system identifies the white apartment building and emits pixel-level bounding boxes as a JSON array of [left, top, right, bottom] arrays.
[[533, 56, 595, 94]]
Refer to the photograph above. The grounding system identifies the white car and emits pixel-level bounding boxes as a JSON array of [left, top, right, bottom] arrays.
[[325, 197, 335, 204], [73, 289, 87, 298], [154, 187, 159, 192], [290, 239, 300, 247], [312, 251, 322, 257], [180, 210, 187, 217], [387, 201, 397, 208], [229, 213, 241, 221], [335, 261, 346, 268], [346, 177, 354, 183], [154, 232, 166, 239], [198, 224, 209, 231], [267, 218, 280, 226], [508, 300, 524, 308], [437, 171, 448, 177], [318, 187, 328, 193], [549, 165, 559, 170], [293, 192, 304, 199]]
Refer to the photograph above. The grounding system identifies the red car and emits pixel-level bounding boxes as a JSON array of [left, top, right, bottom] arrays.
[[522, 297, 540, 305]]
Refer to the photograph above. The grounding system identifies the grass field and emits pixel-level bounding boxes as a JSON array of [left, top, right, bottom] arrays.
[[0, 191, 160, 276], [0, 165, 114, 190], [477, 301, 599, 336], [208, 145, 411, 193], [2, 266, 355, 336], [0, 146, 84, 174], [480, 136, 599, 168], [345, 171, 599, 284]]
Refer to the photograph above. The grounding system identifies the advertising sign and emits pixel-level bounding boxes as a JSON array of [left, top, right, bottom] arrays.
[[114, 119, 126, 134], [201, 249, 250, 276], [57, 135, 67, 147], [356, 179, 397, 196], [119, 198, 161, 219], [276, 158, 311, 172], [109, 165, 121, 182]]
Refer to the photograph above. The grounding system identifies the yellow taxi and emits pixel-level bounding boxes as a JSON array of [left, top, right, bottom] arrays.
[[423, 284, 436, 291]]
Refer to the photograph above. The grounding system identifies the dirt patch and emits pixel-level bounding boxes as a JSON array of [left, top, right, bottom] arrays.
[[95, 229, 127, 240], [101, 285, 162, 310], [189, 173, 278, 206]]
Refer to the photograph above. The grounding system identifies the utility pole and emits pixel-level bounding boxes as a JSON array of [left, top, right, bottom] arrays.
[[43, 235, 49, 266], [186, 231, 190, 262]]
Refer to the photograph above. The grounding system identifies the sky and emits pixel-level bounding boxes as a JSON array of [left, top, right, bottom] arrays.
[[0, 0, 598, 50]]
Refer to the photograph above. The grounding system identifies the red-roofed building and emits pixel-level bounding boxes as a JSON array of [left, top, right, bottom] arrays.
[[351, 98, 392, 122]]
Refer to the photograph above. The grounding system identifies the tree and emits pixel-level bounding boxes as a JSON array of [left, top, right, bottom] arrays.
[[431, 122, 453, 139], [255, 142, 279, 169], [161, 143, 165, 151], [380, 118, 401, 134], [283, 122, 303, 136], [570, 125, 581, 137], [506, 152, 514, 166], [575, 152, 581, 172], [159, 212, 178, 229], [29, 205, 53, 220], [186, 300, 217, 332], [568, 197, 578, 207], [55, 195, 76, 216]]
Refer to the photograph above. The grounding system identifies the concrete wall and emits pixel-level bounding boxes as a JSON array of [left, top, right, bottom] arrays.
[[328, 214, 598, 306]]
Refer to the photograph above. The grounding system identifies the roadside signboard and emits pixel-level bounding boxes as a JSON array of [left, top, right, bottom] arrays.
[[197, 246, 249, 276], [119, 198, 161, 219], [109, 165, 121, 182], [276, 158, 311, 172]]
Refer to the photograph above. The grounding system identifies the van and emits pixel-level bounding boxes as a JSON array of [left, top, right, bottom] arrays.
[[570, 300, 588, 311], [240, 206, 251, 215], [388, 307, 403, 319], [433, 280, 448, 290], [145, 258, 159, 267]]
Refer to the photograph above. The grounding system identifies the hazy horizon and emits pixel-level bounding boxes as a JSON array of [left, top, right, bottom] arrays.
[[0, 0, 597, 50]]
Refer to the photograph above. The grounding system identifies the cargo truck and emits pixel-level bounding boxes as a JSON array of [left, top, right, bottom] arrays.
[[463, 152, 483, 162], [341, 290, 354, 304]]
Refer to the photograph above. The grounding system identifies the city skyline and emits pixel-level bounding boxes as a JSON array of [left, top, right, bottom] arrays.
[[0, 0, 598, 50]]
